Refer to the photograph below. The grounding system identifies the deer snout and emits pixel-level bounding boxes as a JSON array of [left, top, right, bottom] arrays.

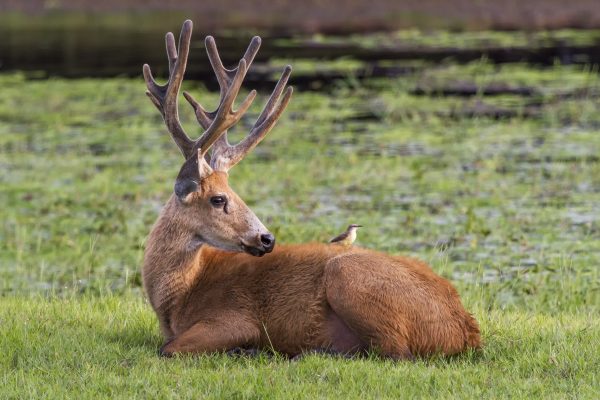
[[241, 232, 275, 257], [260, 233, 275, 252]]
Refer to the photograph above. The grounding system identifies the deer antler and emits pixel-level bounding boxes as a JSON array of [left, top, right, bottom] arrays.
[[183, 35, 293, 171], [143, 20, 260, 160]]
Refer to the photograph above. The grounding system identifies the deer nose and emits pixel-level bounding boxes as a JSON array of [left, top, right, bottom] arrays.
[[260, 233, 275, 252]]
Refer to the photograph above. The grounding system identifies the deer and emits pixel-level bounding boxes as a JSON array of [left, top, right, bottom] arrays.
[[142, 20, 481, 360]]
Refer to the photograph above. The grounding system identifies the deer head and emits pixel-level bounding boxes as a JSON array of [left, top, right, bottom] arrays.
[[143, 20, 292, 256]]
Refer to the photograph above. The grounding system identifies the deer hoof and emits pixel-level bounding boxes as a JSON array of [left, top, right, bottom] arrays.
[[226, 347, 262, 358], [159, 338, 175, 357]]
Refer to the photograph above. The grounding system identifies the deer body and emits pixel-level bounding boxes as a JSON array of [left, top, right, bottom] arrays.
[[141, 20, 480, 359], [144, 194, 480, 358]]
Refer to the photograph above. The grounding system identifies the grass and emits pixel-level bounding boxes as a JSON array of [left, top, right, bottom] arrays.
[[1, 54, 599, 397], [1, 295, 598, 398], [286, 28, 600, 50]]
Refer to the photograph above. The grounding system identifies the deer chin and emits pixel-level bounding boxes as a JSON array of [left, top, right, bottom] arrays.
[[195, 234, 244, 254], [241, 242, 267, 257]]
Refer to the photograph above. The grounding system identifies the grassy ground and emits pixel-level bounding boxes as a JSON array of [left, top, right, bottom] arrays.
[[1, 56, 599, 397], [1, 296, 597, 398]]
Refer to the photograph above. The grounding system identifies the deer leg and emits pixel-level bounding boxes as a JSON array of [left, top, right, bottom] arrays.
[[324, 255, 415, 361], [159, 316, 260, 357]]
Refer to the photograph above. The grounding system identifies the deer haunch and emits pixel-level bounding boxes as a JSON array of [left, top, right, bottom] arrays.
[[324, 252, 481, 357]]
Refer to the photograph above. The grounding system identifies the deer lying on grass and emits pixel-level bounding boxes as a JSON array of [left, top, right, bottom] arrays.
[[142, 20, 481, 359]]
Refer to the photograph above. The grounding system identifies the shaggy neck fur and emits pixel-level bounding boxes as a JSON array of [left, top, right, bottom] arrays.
[[142, 195, 205, 336]]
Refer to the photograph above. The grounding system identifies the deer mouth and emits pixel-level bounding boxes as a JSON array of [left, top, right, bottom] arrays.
[[241, 243, 267, 257]]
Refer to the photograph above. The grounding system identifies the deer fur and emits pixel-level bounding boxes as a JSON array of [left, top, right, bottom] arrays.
[[143, 175, 481, 359], [141, 20, 481, 359]]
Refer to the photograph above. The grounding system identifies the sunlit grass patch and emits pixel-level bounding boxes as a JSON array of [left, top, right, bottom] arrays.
[[0, 295, 597, 398]]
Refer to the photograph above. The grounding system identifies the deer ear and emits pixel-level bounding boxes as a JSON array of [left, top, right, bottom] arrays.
[[197, 148, 213, 178], [174, 149, 213, 201], [174, 179, 198, 201]]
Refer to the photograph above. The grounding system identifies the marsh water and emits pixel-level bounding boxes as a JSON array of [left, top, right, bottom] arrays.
[[2, 22, 600, 81]]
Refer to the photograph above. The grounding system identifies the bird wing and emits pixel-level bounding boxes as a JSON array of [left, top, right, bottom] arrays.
[[329, 232, 348, 243]]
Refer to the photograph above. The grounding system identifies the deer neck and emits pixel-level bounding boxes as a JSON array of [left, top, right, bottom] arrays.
[[142, 195, 206, 330]]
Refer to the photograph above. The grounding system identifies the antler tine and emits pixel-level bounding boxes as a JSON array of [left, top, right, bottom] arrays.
[[181, 36, 261, 155], [182, 91, 212, 128], [210, 65, 293, 171], [253, 65, 293, 129], [143, 20, 195, 158], [206, 36, 261, 98], [187, 59, 258, 154], [165, 32, 178, 75], [183, 36, 261, 128]]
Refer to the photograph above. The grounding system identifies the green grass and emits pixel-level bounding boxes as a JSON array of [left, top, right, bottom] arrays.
[[1, 295, 598, 398], [1, 56, 599, 397], [285, 29, 600, 50]]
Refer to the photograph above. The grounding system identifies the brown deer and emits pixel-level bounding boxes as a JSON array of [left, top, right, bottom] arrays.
[[142, 20, 481, 360]]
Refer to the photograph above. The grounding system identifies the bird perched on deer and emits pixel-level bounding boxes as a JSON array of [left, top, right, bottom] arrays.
[[330, 224, 362, 247], [141, 20, 481, 361]]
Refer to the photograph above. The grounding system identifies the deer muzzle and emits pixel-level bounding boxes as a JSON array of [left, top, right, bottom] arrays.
[[242, 232, 275, 257]]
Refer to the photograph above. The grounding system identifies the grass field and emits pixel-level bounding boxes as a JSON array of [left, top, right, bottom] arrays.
[[1, 54, 599, 397]]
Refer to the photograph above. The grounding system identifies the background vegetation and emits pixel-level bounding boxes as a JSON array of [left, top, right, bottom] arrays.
[[1, 27, 599, 398]]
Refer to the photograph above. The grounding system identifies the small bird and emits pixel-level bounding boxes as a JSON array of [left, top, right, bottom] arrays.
[[329, 224, 362, 247]]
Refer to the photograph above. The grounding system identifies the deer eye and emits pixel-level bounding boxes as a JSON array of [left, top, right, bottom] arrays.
[[210, 195, 227, 207]]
